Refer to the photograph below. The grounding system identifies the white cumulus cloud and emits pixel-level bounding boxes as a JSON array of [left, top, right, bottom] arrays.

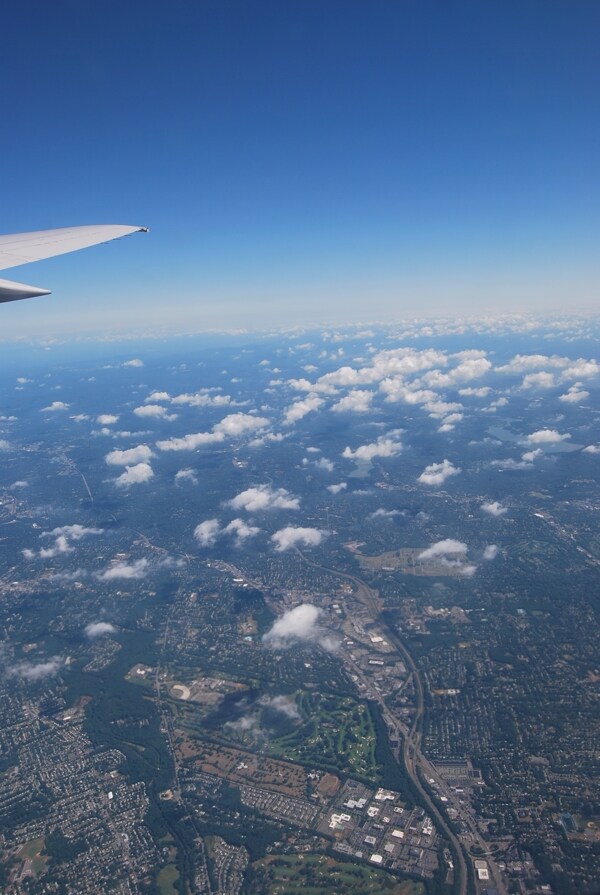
[[369, 508, 401, 519], [271, 526, 325, 552], [262, 604, 329, 648], [223, 518, 261, 545], [175, 468, 199, 485], [559, 384, 589, 404], [157, 413, 269, 452], [331, 390, 374, 413], [105, 444, 154, 466], [10, 657, 66, 681], [481, 501, 508, 517], [229, 485, 300, 513], [115, 462, 154, 488], [97, 414, 119, 425], [521, 371, 555, 389], [418, 539, 468, 561], [134, 404, 177, 420], [194, 519, 221, 547], [483, 545, 499, 560], [342, 434, 402, 461], [526, 429, 571, 444], [85, 621, 116, 638], [41, 401, 69, 412], [283, 395, 324, 425], [98, 559, 149, 580], [418, 459, 461, 486]]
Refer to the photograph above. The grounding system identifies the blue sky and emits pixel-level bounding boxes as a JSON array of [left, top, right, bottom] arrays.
[[1, 0, 599, 336]]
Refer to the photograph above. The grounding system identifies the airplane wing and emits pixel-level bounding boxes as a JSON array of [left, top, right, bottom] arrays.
[[0, 224, 148, 303]]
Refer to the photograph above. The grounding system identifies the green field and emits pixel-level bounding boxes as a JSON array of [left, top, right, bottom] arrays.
[[247, 853, 425, 895], [18, 837, 48, 876], [156, 863, 179, 894], [270, 691, 378, 779]]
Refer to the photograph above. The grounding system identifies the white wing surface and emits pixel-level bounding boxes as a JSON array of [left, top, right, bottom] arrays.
[[0, 224, 147, 302]]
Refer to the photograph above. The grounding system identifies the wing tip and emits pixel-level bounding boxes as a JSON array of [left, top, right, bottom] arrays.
[[0, 278, 51, 303]]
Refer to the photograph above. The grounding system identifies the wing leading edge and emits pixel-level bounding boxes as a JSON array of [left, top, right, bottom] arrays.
[[0, 224, 148, 303]]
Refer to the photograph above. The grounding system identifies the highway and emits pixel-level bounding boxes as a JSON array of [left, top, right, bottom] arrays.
[[296, 549, 509, 895]]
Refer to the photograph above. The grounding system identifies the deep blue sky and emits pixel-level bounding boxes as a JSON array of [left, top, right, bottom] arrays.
[[1, 1, 599, 336]]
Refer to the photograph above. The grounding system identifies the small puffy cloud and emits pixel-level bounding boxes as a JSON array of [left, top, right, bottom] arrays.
[[229, 485, 300, 513], [418, 539, 467, 561], [85, 621, 116, 638], [9, 480, 28, 489], [262, 603, 323, 647], [41, 401, 69, 412], [10, 657, 65, 681], [342, 434, 402, 461], [496, 354, 569, 373], [271, 526, 325, 552], [215, 413, 269, 437], [194, 519, 221, 547], [158, 413, 269, 452], [123, 358, 144, 367], [331, 390, 374, 413], [481, 501, 508, 517], [559, 384, 590, 404], [526, 429, 571, 444], [583, 444, 600, 454], [521, 372, 555, 389], [115, 462, 154, 488], [490, 457, 535, 470], [283, 394, 324, 425], [105, 444, 154, 465], [314, 457, 335, 472], [327, 482, 347, 494], [97, 414, 119, 425], [24, 535, 73, 560], [134, 404, 177, 420], [223, 518, 261, 545], [418, 540, 476, 576], [369, 508, 401, 520], [45, 524, 103, 541], [0, 439, 11, 450], [23, 523, 102, 560], [560, 359, 600, 380], [418, 459, 461, 486], [171, 391, 233, 407], [483, 544, 499, 560], [249, 431, 286, 448], [146, 391, 170, 402], [98, 558, 149, 580], [157, 431, 224, 451], [194, 517, 260, 548], [259, 694, 300, 720], [421, 357, 492, 388], [458, 387, 491, 397], [175, 468, 199, 485], [287, 377, 337, 395], [521, 449, 543, 462]]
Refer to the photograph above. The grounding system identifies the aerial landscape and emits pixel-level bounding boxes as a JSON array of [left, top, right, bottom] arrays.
[[1, 1, 599, 893], [1, 317, 599, 893]]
